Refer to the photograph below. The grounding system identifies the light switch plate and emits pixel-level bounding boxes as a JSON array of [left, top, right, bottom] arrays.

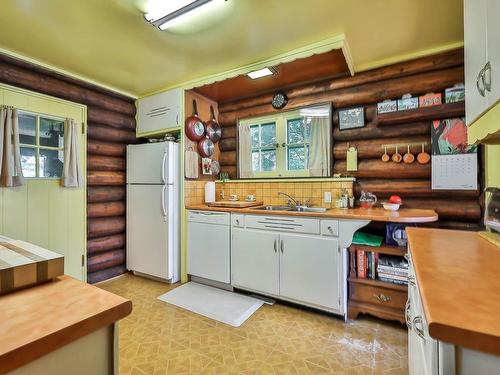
[[324, 191, 332, 203]]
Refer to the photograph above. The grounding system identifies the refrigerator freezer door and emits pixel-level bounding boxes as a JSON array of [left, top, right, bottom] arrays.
[[127, 142, 170, 184], [127, 184, 171, 280]]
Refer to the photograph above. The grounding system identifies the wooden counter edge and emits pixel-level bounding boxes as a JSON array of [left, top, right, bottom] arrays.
[[429, 322, 500, 357], [185, 205, 438, 223], [0, 289, 132, 374]]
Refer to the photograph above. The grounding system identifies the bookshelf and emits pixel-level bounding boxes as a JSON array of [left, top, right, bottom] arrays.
[[347, 243, 408, 324]]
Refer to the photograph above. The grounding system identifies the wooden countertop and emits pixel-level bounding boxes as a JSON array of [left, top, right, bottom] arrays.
[[186, 204, 438, 223], [407, 227, 500, 356], [0, 275, 132, 373]]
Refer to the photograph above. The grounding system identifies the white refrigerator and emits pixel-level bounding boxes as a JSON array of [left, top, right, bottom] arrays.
[[126, 141, 180, 283]]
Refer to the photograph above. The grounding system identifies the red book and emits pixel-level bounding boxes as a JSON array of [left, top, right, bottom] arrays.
[[357, 250, 366, 278]]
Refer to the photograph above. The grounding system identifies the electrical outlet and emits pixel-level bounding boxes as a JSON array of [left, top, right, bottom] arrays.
[[324, 191, 332, 203]]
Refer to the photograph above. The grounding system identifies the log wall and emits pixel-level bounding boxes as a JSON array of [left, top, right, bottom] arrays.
[[216, 49, 482, 227], [0, 53, 136, 283]]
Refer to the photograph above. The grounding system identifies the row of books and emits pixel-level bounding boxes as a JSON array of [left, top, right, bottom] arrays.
[[356, 250, 409, 285]]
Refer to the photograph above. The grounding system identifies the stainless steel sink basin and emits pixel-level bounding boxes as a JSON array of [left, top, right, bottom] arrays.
[[255, 205, 293, 211], [254, 205, 327, 213]]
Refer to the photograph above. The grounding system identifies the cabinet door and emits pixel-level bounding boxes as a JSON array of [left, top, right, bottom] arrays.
[[137, 88, 181, 135], [279, 233, 340, 311], [464, 0, 489, 125], [487, 0, 500, 106], [231, 228, 279, 295]]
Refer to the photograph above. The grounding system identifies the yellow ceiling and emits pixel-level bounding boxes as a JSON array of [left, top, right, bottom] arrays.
[[0, 0, 463, 98]]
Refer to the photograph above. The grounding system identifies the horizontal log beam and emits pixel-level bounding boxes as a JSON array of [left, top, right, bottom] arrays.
[[87, 107, 136, 130], [0, 59, 136, 116], [377, 101, 465, 126], [88, 216, 125, 238], [333, 121, 429, 142], [219, 151, 236, 166], [220, 165, 237, 179], [218, 67, 464, 124], [402, 198, 481, 221], [353, 179, 480, 198], [334, 136, 430, 160], [87, 123, 137, 144], [219, 137, 237, 152], [88, 139, 126, 156], [87, 234, 125, 255], [87, 155, 125, 171], [87, 249, 125, 273], [218, 48, 464, 112], [220, 126, 236, 138], [88, 186, 125, 203], [88, 201, 126, 218], [87, 171, 125, 186], [334, 159, 430, 179], [87, 264, 127, 284]]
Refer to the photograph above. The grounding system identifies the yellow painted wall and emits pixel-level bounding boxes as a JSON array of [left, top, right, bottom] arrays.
[[485, 145, 500, 188], [0, 84, 87, 281]]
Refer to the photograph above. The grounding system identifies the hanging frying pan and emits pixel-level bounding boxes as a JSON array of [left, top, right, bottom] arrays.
[[205, 105, 222, 143], [185, 100, 205, 141], [197, 137, 215, 158]]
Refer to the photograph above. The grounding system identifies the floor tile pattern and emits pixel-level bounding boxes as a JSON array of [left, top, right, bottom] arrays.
[[99, 274, 408, 375]]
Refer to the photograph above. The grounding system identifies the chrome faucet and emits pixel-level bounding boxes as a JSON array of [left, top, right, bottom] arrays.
[[278, 192, 302, 208]]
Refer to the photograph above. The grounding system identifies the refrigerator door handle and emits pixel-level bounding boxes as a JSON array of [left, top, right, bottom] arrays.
[[161, 185, 168, 219], [161, 152, 168, 184]]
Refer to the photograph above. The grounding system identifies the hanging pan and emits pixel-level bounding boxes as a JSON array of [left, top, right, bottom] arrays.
[[205, 105, 222, 143], [197, 137, 215, 158], [185, 100, 205, 141]]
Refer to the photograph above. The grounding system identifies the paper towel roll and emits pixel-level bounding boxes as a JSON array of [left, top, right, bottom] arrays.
[[205, 182, 216, 203]]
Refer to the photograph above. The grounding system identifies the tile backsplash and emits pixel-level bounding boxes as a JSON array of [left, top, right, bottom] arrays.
[[185, 179, 353, 208]]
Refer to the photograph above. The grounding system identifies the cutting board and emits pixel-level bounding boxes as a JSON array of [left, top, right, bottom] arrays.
[[208, 200, 263, 208], [0, 240, 64, 295]]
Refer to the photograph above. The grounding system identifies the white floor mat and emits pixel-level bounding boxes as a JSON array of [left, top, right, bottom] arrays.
[[157, 282, 264, 327]]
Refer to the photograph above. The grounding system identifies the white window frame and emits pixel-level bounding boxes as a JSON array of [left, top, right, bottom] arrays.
[[18, 110, 65, 179]]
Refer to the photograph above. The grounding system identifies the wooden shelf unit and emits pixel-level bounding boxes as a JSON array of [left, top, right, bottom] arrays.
[[348, 243, 408, 324], [377, 101, 465, 126]]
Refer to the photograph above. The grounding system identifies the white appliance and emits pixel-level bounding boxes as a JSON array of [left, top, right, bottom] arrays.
[[126, 141, 180, 283], [187, 211, 230, 284]]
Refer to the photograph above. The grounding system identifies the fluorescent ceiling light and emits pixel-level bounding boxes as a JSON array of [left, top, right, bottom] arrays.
[[144, 0, 215, 30], [247, 67, 274, 79]]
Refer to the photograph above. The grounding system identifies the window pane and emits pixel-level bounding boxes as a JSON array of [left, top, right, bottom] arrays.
[[252, 151, 259, 172], [20, 147, 37, 177], [40, 118, 64, 148], [287, 118, 305, 144], [260, 150, 276, 171], [288, 146, 307, 170], [260, 123, 276, 147], [39, 149, 64, 178], [250, 125, 259, 148], [19, 113, 36, 145]]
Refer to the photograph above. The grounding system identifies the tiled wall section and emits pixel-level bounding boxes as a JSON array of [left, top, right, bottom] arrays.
[[185, 180, 353, 208]]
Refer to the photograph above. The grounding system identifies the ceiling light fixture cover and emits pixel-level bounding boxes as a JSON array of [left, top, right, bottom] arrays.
[[247, 67, 274, 80], [145, 0, 214, 30]]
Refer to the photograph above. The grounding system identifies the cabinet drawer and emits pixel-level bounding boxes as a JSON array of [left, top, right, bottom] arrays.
[[244, 215, 320, 234], [320, 220, 339, 236], [350, 283, 407, 310], [231, 214, 245, 228]]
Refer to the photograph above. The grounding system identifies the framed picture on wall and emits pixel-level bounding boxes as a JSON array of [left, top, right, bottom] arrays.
[[338, 107, 365, 130], [202, 158, 212, 175]]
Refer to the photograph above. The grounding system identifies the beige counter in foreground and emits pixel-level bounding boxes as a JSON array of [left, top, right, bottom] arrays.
[[0, 275, 132, 374]]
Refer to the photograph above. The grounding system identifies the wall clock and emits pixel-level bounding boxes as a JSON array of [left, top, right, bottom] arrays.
[[272, 91, 288, 109]]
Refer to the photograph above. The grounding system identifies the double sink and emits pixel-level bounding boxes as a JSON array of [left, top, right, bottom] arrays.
[[255, 205, 328, 213]]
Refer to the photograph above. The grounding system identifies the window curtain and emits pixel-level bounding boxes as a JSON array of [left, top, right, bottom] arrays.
[[306, 107, 331, 177], [238, 123, 254, 178], [61, 119, 82, 187], [0, 106, 24, 187]]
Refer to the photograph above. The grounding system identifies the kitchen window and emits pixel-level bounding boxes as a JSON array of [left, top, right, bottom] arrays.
[[239, 104, 331, 178], [18, 111, 65, 178]]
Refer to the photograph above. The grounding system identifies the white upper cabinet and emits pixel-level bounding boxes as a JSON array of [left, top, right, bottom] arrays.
[[464, 0, 499, 125], [136, 88, 182, 136]]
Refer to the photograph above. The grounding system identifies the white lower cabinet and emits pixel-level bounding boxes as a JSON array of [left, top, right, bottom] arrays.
[[231, 214, 342, 314], [279, 233, 340, 311], [231, 228, 279, 295]]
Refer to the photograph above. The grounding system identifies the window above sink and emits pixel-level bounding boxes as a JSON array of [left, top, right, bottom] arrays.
[[238, 104, 332, 179]]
